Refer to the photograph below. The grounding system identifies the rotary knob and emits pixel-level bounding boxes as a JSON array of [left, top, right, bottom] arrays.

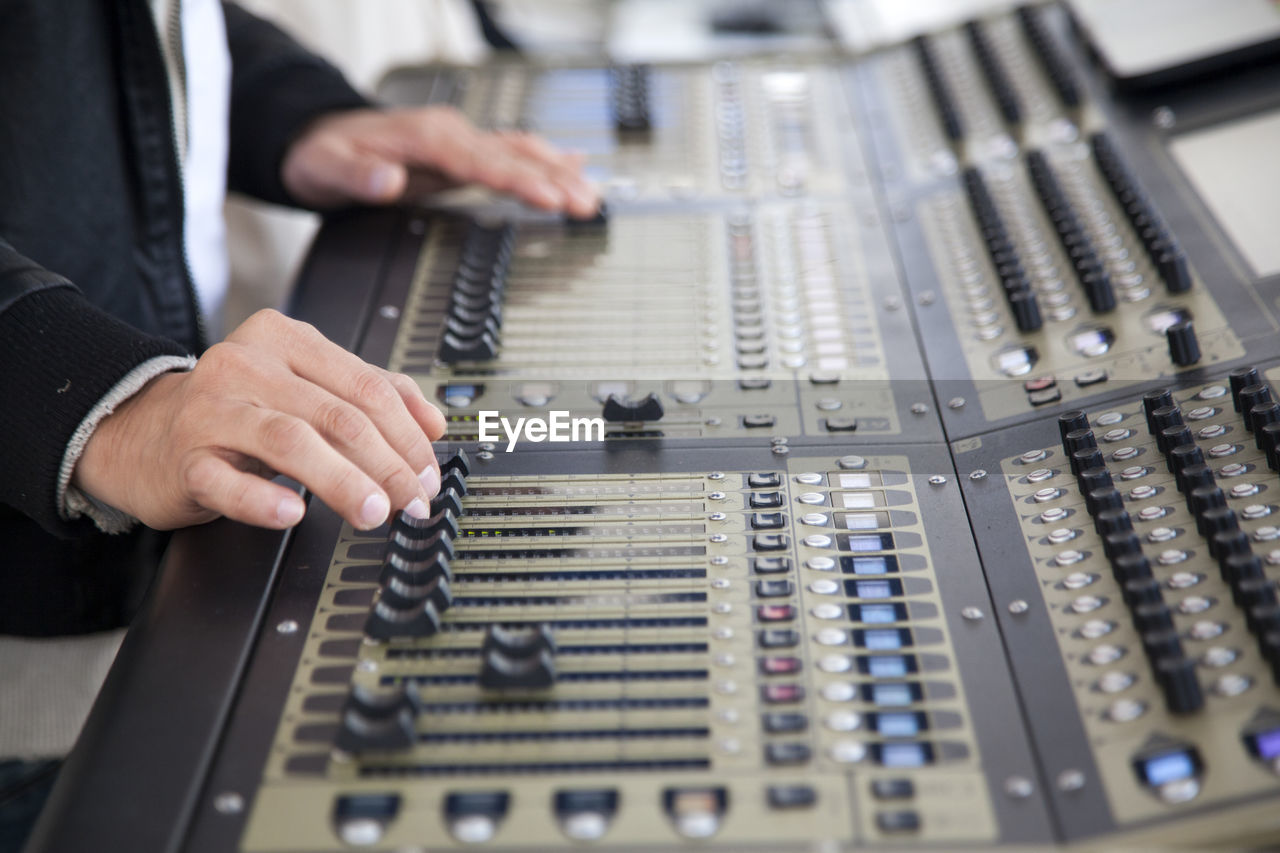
[[1165, 320, 1201, 367], [1228, 367, 1261, 411], [1155, 656, 1204, 715]]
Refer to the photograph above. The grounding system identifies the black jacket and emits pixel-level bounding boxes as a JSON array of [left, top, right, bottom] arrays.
[[0, 1, 368, 634]]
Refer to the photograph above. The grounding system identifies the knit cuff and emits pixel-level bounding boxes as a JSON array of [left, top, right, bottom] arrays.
[[58, 355, 197, 533]]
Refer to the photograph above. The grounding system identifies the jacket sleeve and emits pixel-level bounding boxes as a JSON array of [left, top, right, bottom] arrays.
[[0, 237, 190, 538], [222, 2, 373, 207]]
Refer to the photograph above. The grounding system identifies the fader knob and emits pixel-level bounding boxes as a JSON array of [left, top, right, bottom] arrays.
[[1058, 410, 1091, 440], [1071, 447, 1105, 476], [1176, 463, 1214, 495], [1158, 250, 1193, 294], [1062, 428, 1097, 456], [441, 450, 472, 479], [1143, 389, 1174, 427], [1094, 508, 1133, 537], [1166, 320, 1201, 366], [380, 550, 452, 587], [1251, 402, 1280, 446], [1009, 289, 1043, 332], [333, 683, 422, 754], [1077, 466, 1114, 494], [1167, 444, 1204, 477], [1229, 367, 1261, 411], [1148, 405, 1183, 436], [1238, 385, 1274, 428], [1156, 656, 1205, 714]]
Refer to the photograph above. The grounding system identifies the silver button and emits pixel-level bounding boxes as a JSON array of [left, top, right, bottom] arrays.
[[1188, 620, 1225, 640], [1119, 466, 1148, 480], [1063, 572, 1098, 590], [1107, 698, 1146, 722], [1041, 507, 1069, 523], [801, 513, 829, 526], [1137, 505, 1168, 521], [806, 557, 836, 571], [1254, 526, 1280, 542], [1070, 595, 1105, 613], [1056, 549, 1085, 566], [838, 455, 867, 470], [1198, 424, 1226, 439], [815, 628, 849, 646], [1215, 673, 1252, 697], [1178, 596, 1213, 614], [1088, 644, 1125, 665], [1198, 385, 1228, 399], [1034, 487, 1061, 502], [809, 579, 840, 595], [1208, 443, 1239, 458], [1231, 483, 1260, 498], [1112, 446, 1140, 461], [1096, 671, 1134, 693], [1186, 406, 1215, 421], [1148, 526, 1178, 543], [1158, 549, 1188, 565], [818, 654, 854, 673], [796, 472, 824, 485], [824, 710, 862, 732], [1129, 485, 1157, 500], [822, 682, 856, 702], [811, 603, 844, 620], [828, 741, 867, 764], [1220, 462, 1248, 477], [1102, 428, 1132, 442], [1243, 503, 1271, 520], [1201, 646, 1238, 668], [1027, 468, 1054, 483], [1167, 572, 1202, 590], [1048, 527, 1077, 544], [1078, 618, 1113, 638], [798, 492, 826, 505], [1096, 412, 1124, 426], [1020, 449, 1048, 463], [804, 534, 833, 548]]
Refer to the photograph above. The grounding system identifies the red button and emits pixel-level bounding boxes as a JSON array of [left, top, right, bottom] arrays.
[[761, 683, 805, 704], [757, 604, 797, 623], [1024, 376, 1056, 392], [760, 656, 803, 675]]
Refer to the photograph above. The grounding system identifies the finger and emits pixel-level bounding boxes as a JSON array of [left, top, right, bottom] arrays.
[[298, 137, 410, 205], [381, 370, 447, 442], [181, 452, 308, 529], [279, 372, 436, 515], [274, 322, 442, 495], [495, 134, 599, 216], [408, 118, 567, 210], [221, 404, 392, 531]]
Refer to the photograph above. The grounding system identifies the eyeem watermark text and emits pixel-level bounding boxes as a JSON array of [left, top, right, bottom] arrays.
[[477, 411, 605, 452]]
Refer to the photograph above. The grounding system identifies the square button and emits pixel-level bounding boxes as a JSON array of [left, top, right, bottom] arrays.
[[875, 810, 921, 833], [752, 534, 790, 552], [761, 683, 805, 704], [762, 712, 809, 734], [752, 557, 791, 574], [749, 491, 784, 509], [759, 656, 803, 676], [870, 778, 915, 801], [756, 604, 797, 623], [751, 512, 787, 530], [766, 785, 817, 809], [756, 579, 794, 598], [757, 629, 799, 649], [764, 743, 812, 766], [743, 414, 777, 428], [748, 472, 782, 488]]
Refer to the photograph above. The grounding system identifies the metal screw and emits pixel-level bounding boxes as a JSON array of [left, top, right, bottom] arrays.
[[917, 291, 936, 306], [477, 450, 494, 461], [948, 397, 966, 409], [928, 475, 947, 486], [1005, 776, 1034, 799], [969, 469, 987, 481], [772, 445, 790, 455], [962, 606, 984, 621], [357, 659, 378, 673], [705, 417, 722, 427], [478, 442, 495, 451], [276, 620, 298, 635], [1008, 599, 1030, 615], [771, 436, 789, 445], [378, 305, 400, 321], [911, 403, 928, 415], [708, 472, 726, 480], [708, 512, 727, 521], [883, 297, 901, 311], [214, 792, 244, 815], [1058, 769, 1086, 792], [1153, 106, 1176, 129]]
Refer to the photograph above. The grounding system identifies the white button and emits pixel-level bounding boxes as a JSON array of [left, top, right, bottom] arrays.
[[1097, 671, 1134, 693], [1078, 618, 1113, 638], [806, 557, 836, 571], [1070, 595, 1104, 613], [1089, 644, 1125, 665], [1056, 549, 1084, 565], [1041, 508, 1069, 523], [1107, 698, 1146, 722], [1189, 620, 1225, 640], [811, 604, 843, 620], [1063, 573, 1097, 590], [809, 579, 840, 595], [822, 682, 856, 702]]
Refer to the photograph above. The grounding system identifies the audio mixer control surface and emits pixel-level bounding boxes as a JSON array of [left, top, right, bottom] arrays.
[[28, 3, 1280, 852]]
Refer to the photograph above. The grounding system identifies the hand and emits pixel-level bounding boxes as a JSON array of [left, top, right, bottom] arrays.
[[281, 105, 600, 217], [72, 310, 446, 532]]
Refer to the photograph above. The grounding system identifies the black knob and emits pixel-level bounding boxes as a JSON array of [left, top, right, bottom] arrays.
[[437, 331, 498, 363], [1251, 402, 1280, 446], [390, 508, 459, 549], [440, 468, 468, 498], [482, 624, 556, 659], [1086, 486, 1124, 516], [1133, 602, 1175, 634], [1229, 367, 1260, 411], [1260, 632, 1280, 683], [1197, 505, 1238, 539], [1082, 270, 1116, 313], [1166, 320, 1201, 366], [603, 392, 665, 423], [1176, 462, 1214, 495], [333, 683, 422, 754], [441, 450, 472, 479], [1123, 576, 1164, 607], [1095, 507, 1133, 537], [1167, 444, 1204, 477], [1157, 425, 1192, 456], [1156, 656, 1205, 714], [1158, 250, 1193, 294], [1062, 428, 1097, 456], [1112, 551, 1153, 582], [1142, 629, 1184, 661], [1250, 606, 1280, 638], [1104, 533, 1143, 563], [380, 550, 453, 587], [1009, 289, 1043, 332], [430, 488, 465, 520], [1260, 422, 1280, 470], [1210, 529, 1251, 563], [1071, 447, 1105, 476], [1188, 484, 1226, 517], [1077, 466, 1114, 494], [1148, 405, 1183, 436], [389, 525, 457, 565], [1143, 389, 1174, 428], [363, 596, 445, 641], [1236, 577, 1278, 611], [381, 574, 453, 615], [1238, 384, 1274, 428], [1222, 552, 1264, 587], [1058, 410, 1091, 440]]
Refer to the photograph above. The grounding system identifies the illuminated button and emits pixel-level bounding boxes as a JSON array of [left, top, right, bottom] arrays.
[[761, 684, 805, 704], [759, 656, 803, 676], [756, 604, 796, 622], [758, 629, 800, 649], [1133, 746, 1202, 803]]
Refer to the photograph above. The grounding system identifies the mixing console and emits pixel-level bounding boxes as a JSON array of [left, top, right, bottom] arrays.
[[27, 3, 1280, 852]]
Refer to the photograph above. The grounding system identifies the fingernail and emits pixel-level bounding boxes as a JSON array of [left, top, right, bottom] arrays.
[[572, 184, 600, 213], [419, 466, 441, 497], [536, 179, 564, 207], [404, 496, 430, 519], [369, 164, 401, 198], [277, 496, 305, 527], [360, 492, 391, 529]]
